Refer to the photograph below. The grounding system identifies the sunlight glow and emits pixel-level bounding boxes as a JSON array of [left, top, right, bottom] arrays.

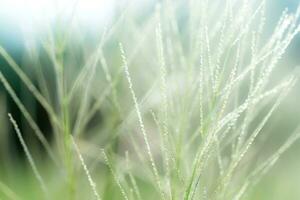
[[0, 0, 115, 27]]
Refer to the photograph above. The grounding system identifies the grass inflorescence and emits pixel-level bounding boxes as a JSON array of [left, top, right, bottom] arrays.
[[0, 0, 299, 199]]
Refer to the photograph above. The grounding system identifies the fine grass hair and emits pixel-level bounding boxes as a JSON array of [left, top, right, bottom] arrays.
[[0, 0, 299, 200]]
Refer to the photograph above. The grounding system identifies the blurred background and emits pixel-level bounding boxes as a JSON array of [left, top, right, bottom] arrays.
[[0, 0, 299, 199]]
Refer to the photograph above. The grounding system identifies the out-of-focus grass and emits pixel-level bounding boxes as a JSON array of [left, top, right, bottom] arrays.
[[0, 0, 299, 200]]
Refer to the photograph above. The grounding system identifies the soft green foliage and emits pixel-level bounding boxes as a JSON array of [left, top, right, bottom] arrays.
[[0, 0, 299, 199]]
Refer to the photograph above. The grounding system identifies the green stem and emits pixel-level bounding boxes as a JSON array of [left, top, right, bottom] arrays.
[[57, 51, 75, 200]]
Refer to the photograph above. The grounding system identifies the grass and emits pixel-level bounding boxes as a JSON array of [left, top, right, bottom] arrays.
[[0, 0, 299, 199]]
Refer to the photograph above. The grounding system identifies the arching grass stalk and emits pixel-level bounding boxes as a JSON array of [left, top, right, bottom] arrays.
[[8, 114, 48, 199]]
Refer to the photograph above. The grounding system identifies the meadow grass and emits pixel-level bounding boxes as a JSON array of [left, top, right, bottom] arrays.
[[0, 0, 299, 199]]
